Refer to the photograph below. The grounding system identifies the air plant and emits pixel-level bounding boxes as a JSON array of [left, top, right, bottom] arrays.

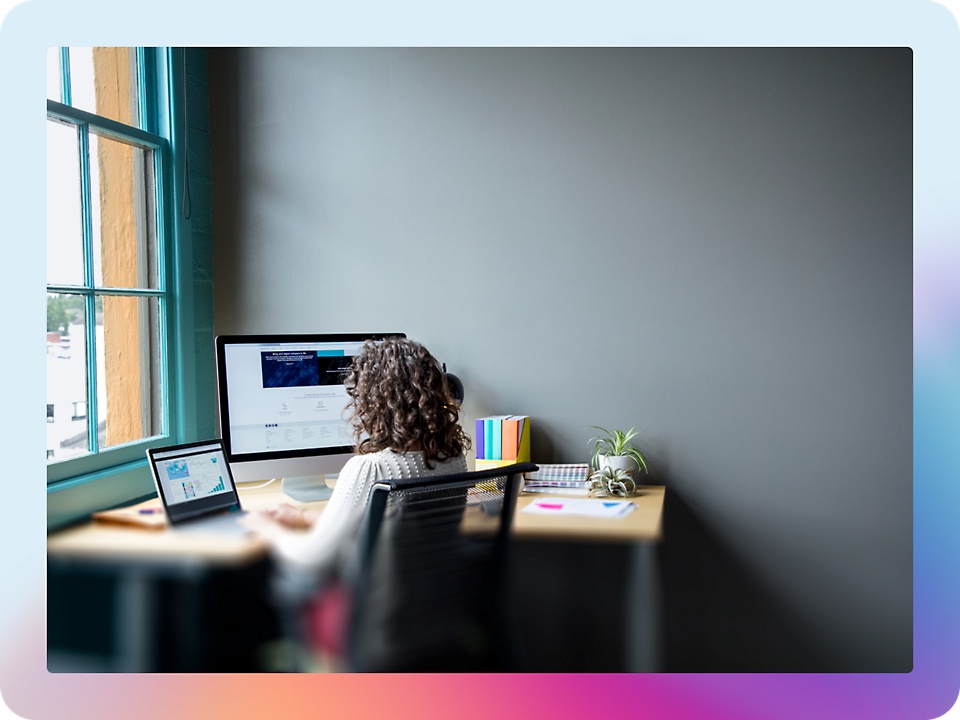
[[589, 465, 638, 498]]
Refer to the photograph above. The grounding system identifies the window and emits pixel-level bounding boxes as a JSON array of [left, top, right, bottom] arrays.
[[46, 47, 167, 475], [45, 48, 213, 513]]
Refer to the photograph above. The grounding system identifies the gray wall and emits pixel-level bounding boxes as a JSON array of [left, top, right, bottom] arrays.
[[207, 47, 912, 671]]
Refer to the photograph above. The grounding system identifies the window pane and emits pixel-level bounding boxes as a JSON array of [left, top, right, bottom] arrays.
[[68, 47, 140, 128], [46, 120, 84, 286], [45, 46, 175, 487], [46, 295, 91, 463], [100, 295, 163, 449], [47, 47, 62, 102], [90, 133, 159, 289]]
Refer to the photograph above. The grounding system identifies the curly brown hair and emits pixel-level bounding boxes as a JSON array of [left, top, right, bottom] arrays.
[[342, 336, 470, 467]]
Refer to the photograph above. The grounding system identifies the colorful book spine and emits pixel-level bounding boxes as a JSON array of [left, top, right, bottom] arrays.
[[515, 416, 531, 462], [475, 415, 531, 464], [502, 416, 520, 461], [475, 419, 485, 460]]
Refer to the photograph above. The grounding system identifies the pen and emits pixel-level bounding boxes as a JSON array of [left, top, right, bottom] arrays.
[[138, 508, 161, 514]]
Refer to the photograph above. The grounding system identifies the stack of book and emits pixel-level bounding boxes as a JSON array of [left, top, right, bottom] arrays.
[[521, 463, 592, 495], [475, 415, 531, 470]]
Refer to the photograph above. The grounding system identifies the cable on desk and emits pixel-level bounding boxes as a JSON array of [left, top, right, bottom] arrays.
[[240, 477, 279, 490]]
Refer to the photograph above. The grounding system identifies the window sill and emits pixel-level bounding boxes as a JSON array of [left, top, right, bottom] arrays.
[[47, 459, 156, 532]]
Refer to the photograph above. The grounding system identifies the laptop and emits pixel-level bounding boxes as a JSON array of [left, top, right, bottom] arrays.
[[146, 439, 252, 537]]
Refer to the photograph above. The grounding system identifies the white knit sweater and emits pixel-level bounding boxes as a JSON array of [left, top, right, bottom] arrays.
[[269, 449, 468, 577]]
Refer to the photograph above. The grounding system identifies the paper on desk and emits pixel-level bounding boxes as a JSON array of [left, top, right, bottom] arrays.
[[93, 504, 167, 529], [522, 497, 635, 518]]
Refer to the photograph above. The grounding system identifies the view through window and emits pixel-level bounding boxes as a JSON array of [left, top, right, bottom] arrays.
[[46, 47, 165, 466]]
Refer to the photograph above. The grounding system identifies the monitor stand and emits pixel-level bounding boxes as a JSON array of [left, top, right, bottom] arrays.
[[281, 474, 337, 502]]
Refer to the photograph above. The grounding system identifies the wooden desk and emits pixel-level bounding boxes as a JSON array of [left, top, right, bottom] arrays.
[[47, 480, 665, 672], [514, 485, 664, 541], [510, 485, 666, 672], [47, 481, 319, 566], [47, 481, 326, 672], [48, 483, 664, 561]]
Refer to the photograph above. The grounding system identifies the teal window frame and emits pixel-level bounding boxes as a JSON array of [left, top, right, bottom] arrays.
[[46, 48, 210, 529]]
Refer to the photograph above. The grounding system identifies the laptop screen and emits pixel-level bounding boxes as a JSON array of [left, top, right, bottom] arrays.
[[147, 439, 242, 524]]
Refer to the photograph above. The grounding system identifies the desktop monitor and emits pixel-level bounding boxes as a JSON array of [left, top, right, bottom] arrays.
[[214, 333, 404, 501]]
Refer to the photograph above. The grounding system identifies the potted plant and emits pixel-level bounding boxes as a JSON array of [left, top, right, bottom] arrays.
[[588, 425, 649, 479]]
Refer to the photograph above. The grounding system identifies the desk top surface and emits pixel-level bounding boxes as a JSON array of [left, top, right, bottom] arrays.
[[514, 486, 664, 542], [46, 481, 294, 566], [47, 480, 665, 565]]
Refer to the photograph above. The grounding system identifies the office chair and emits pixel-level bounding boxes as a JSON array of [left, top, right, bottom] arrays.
[[337, 461, 536, 672]]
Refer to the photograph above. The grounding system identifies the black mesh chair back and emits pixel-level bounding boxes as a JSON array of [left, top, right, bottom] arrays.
[[344, 462, 535, 672]]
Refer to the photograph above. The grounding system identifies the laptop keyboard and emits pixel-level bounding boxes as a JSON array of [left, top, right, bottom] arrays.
[[172, 510, 252, 537]]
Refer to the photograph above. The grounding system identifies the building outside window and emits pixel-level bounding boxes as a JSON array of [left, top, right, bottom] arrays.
[[46, 47, 166, 468]]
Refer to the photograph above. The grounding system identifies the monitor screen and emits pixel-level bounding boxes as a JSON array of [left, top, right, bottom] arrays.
[[215, 333, 404, 495]]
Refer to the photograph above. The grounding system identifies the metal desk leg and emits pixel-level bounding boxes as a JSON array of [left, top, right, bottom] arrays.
[[626, 541, 661, 672], [114, 568, 155, 672]]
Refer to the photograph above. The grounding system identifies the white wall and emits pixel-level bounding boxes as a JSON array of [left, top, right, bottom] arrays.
[[208, 47, 912, 670]]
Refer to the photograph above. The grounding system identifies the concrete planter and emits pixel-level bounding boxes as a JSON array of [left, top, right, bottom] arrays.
[[597, 454, 638, 479]]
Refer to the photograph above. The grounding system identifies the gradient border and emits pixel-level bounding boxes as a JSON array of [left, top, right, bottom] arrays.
[[2, 1, 958, 719]]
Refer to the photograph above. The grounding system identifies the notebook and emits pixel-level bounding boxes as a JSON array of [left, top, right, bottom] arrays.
[[146, 439, 252, 537]]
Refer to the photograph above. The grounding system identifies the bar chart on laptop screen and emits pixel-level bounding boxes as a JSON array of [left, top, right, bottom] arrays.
[[162, 456, 229, 504]]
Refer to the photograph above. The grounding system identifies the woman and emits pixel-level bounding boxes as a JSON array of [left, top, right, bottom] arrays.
[[244, 335, 470, 582]]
